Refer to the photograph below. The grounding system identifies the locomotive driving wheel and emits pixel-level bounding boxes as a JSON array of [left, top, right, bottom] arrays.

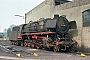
[[27, 42, 31, 47], [35, 44, 40, 49], [31, 43, 35, 48]]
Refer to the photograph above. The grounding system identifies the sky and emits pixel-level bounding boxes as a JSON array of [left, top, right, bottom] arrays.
[[0, 0, 73, 32], [0, 0, 45, 32]]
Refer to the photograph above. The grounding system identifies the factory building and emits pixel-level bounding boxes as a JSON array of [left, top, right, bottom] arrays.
[[25, 0, 90, 52]]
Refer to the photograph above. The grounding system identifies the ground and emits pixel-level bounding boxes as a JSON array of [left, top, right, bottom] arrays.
[[0, 40, 90, 60]]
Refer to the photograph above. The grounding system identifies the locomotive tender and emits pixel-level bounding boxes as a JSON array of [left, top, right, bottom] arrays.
[[9, 15, 77, 52]]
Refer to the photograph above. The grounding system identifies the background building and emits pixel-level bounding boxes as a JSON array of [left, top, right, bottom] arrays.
[[0, 32, 5, 40], [25, 0, 90, 52]]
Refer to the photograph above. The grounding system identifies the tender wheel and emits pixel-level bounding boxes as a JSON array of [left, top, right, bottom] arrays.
[[16, 41, 21, 46], [10, 41, 13, 45]]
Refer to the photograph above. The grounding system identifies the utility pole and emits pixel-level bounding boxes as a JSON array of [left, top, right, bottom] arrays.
[[14, 15, 25, 24]]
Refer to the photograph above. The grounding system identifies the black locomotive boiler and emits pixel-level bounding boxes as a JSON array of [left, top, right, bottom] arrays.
[[9, 15, 77, 52]]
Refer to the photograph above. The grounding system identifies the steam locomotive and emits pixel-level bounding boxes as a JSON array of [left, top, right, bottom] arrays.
[[9, 15, 77, 52]]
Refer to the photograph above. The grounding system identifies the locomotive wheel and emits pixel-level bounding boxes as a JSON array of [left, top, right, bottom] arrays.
[[54, 46, 57, 52], [24, 41, 28, 47], [16, 41, 21, 46], [27, 43, 30, 47], [12, 41, 14, 45], [35, 44, 39, 49], [53, 45, 59, 52], [16, 41, 18, 45], [13, 41, 15, 45], [11, 41, 13, 45], [13, 41, 16, 45], [31, 43, 35, 48], [36, 46, 39, 49], [24, 42, 28, 47], [12, 42, 14, 45]]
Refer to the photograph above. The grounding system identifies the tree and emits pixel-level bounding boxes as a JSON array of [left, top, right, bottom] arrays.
[[3, 28, 7, 38], [9, 24, 16, 31], [7, 28, 11, 37], [7, 24, 16, 37], [3, 24, 16, 37]]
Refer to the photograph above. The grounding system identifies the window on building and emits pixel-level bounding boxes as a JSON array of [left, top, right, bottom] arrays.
[[82, 9, 90, 27], [54, 0, 72, 5]]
